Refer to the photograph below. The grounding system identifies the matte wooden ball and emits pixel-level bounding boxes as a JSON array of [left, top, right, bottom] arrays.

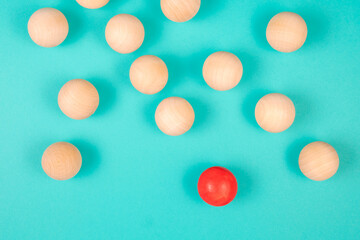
[[299, 141, 339, 181], [42, 142, 82, 180], [58, 79, 99, 120], [266, 12, 307, 52], [255, 93, 295, 133], [155, 97, 195, 136], [28, 8, 69, 48], [203, 51, 243, 91], [105, 14, 145, 54], [76, 0, 109, 9], [130, 55, 168, 94], [161, 0, 201, 22]]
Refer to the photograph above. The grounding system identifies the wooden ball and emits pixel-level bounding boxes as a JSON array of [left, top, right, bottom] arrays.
[[266, 12, 307, 52], [203, 51, 243, 91], [42, 142, 82, 180], [28, 8, 69, 48], [130, 55, 168, 95], [161, 0, 201, 22], [155, 97, 195, 136], [299, 141, 339, 181], [255, 93, 295, 133], [58, 79, 99, 120], [105, 14, 145, 54], [76, 0, 109, 9]]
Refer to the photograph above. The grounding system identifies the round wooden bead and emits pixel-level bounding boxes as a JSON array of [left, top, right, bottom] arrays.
[[266, 12, 307, 52], [203, 51, 243, 91], [255, 93, 295, 133], [130, 55, 168, 95], [58, 79, 99, 120], [105, 14, 145, 54], [299, 141, 339, 181], [155, 97, 195, 136], [161, 0, 201, 22], [42, 142, 82, 180], [28, 8, 69, 48], [76, 0, 109, 9]]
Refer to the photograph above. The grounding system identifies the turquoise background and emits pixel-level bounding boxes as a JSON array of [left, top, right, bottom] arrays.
[[1, 0, 359, 239]]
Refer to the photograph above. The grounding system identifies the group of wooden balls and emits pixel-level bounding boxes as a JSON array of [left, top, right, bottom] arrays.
[[28, 0, 339, 206]]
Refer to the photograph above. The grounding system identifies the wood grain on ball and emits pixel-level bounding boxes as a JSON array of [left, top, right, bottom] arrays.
[[28, 8, 69, 48], [130, 55, 168, 94], [58, 79, 99, 120], [42, 142, 82, 180], [203, 51, 243, 91], [299, 141, 339, 181], [105, 14, 145, 54], [161, 0, 201, 22], [255, 93, 295, 133], [266, 12, 307, 52], [155, 97, 195, 136], [76, 0, 109, 9]]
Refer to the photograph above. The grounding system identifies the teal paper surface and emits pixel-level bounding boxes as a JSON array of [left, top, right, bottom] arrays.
[[1, 0, 359, 239]]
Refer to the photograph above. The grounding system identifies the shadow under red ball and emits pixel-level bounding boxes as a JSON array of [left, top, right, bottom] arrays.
[[197, 167, 238, 206]]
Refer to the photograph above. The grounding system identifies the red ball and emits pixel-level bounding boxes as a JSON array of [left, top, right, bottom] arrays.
[[197, 166, 238, 206]]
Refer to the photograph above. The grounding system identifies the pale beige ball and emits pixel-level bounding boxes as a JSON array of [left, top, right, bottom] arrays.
[[130, 55, 168, 95], [76, 0, 109, 9], [58, 79, 99, 120], [42, 142, 82, 180], [266, 12, 307, 52], [161, 0, 201, 22], [255, 93, 295, 133], [105, 14, 145, 54], [203, 51, 243, 91], [155, 97, 195, 136], [299, 141, 339, 181], [28, 8, 69, 48]]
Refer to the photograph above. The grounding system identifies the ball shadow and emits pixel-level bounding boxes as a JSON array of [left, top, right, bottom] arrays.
[[186, 96, 211, 134], [70, 139, 101, 178], [228, 165, 254, 203], [241, 89, 270, 129], [285, 137, 318, 178], [90, 78, 117, 117], [182, 162, 214, 203], [195, 0, 227, 22], [251, 3, 282, 50], [298, 8, 329, 50]]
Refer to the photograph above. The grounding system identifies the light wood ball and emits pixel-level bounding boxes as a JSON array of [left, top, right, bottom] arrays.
[[105, 14, 145, 54], [203, 51, 243, 91], [130, 55, 168, 95], [28, 8, 69, 48], [155, 97, 195, 136], [299, 141, 339, 181], [76, 0, 109, 9], [266, 12, 307, 52], [161, 0, 201, 22], [58, 79, 99, 120], [255, 93, 295, 133], [42, 142, 82, 180]]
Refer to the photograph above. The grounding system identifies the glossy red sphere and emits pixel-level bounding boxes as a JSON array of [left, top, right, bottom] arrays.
[[197, 166, 238, 206]]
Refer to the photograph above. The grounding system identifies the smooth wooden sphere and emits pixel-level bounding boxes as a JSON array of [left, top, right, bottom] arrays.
[[255, 93, 295, 133], [42, 142, 82, 180], [266, 12, 307, 52], [130, 55, 168, 95], [58, 79, 99, 120], [28, 8, 69, 48], [105, 14, 145, 54], [155, 97, 195, 136], [203, 51, 243, 91], [299, 141, 339, 181], [161, 0, 201, 22], [76, 0, 109, 9]]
